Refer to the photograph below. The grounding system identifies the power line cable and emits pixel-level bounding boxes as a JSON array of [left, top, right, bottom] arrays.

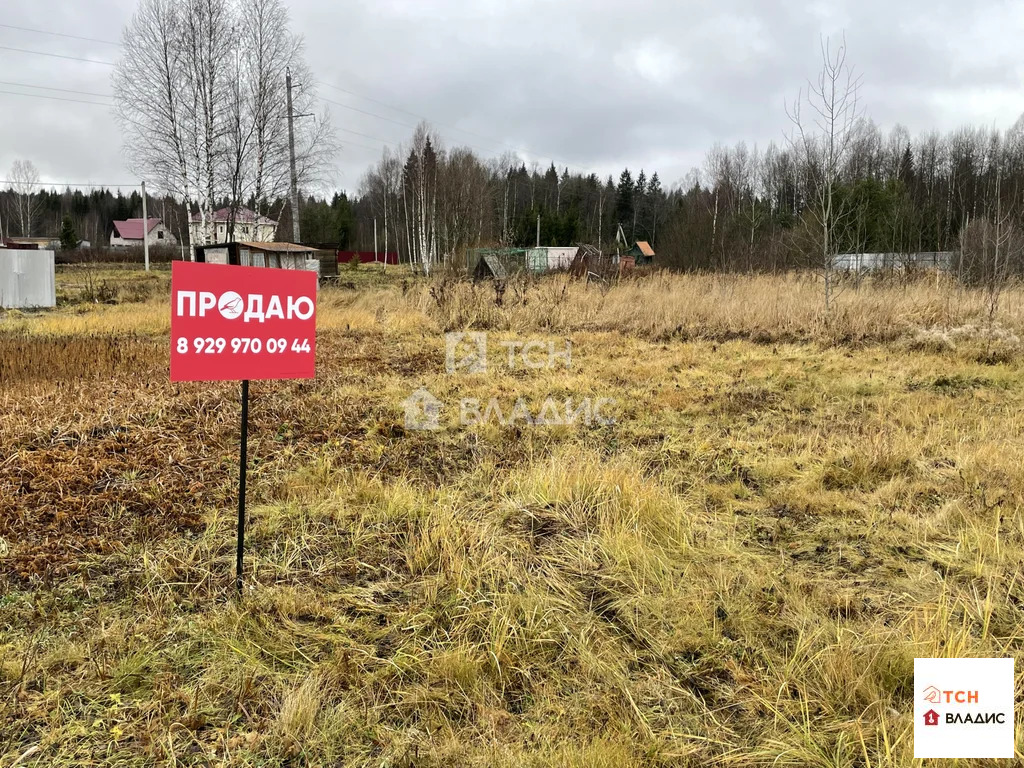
[[3, 23, 590, 172], [4, 22, 512, 156], [319, 80, 509, 156], [0, 180, 139, 188], [3, 22, 606, 178], [0, 79, 113, 99], [0, 44, 115, 66], [0, 89, 112, 106], [0, 23, 120, 46], [320, 95, 419, 132], [318, 79, 590, 171], [322, 96, 507, 159], [338, 125, 400, 146]]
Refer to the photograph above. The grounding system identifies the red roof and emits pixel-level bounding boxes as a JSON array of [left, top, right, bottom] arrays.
[[112, 218, 161, 240], [190, 206, 277, 225]]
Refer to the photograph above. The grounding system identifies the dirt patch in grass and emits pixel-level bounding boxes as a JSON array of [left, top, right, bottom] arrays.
[[0, 332, 398, 583], [1, 412, 225, 582]]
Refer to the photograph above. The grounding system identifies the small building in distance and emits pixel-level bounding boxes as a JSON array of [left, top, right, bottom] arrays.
[[193, 241, 336, 279], [834, 252, 954, 271], [110, 218, 177, 248], [527, 247, 577, 272], [467, 246, 581, 276], [628, 241, 655, 265], [473, 252, 509, 280], [3, 236, 60, 250], [190, 207, 278, 245]]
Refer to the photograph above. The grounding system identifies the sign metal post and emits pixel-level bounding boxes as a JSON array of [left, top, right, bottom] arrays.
[[170, 261, 317, 597], [236, 379, 249, 596]]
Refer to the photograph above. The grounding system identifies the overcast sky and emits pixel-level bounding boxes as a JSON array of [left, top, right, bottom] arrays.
[[1, 0, 1022, 195]]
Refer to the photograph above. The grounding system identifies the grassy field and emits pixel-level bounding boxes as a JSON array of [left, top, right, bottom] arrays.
[[2, 268, 1023, 766]]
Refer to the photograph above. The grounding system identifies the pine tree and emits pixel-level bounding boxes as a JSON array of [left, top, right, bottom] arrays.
[[615, 169, 634, 242], [331, 192, 356, 248], [544, 163, 559, 210], [59, 214, 77, 250], [634, 170, 647, 239], [647, 173, 664, 244]]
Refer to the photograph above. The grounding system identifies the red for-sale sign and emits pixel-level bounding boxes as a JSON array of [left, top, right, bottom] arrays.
[[170, 261, 316, 382]]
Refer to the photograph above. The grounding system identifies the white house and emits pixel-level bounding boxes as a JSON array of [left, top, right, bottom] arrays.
[[110, 218, 177, 248], [189, 207, 278, 245]]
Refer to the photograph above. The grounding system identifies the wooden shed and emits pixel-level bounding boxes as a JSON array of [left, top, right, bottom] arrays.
[[473, 253, 509, 280], [193, 241, 337, 279], [627, 241, 655, 265]]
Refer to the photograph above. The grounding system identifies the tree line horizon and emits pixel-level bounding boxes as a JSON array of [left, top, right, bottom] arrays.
[[5, 114, 1022, 270]]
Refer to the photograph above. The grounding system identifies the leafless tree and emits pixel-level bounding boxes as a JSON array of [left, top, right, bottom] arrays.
[[114, 0, 335, 249], [400, 123, 442, 274], [733, 142, 765, 271], [115, 0, 204, 252], [223, 0, 336, 239], [786, 34, 864, 311], [363, 147, 404, 262], [9, 160, 41, 237], [957, 166, 1022, 355], [492, 151, 519, 245], [703, 144, 732, 269], [437, 146, 491, 260]]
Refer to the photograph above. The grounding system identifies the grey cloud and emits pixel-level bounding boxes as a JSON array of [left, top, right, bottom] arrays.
[[1, 0, 1021, 195]]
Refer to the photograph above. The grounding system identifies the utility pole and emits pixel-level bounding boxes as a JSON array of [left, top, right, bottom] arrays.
[[286, 67, 301, 243], [141, 180, 150, 272], [536, 213, 540, 247], [374, 217, 378, 265]]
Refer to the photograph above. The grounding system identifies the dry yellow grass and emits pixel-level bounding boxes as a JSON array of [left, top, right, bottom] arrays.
[[11, 269, 1024, 353], [1, 269, 1023, 766]]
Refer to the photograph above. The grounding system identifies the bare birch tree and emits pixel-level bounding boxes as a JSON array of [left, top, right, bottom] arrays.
[[361, 147, 406, 263], [230, 0, 336, 236], [114, 0, 335, 249], [9, 160, 41, 237], [786, 34, 863, 311], [437, 147, 491, 259], [115, 0, 205, 251], [400, 123, 442, 274], [957, 164, 1022, 357]]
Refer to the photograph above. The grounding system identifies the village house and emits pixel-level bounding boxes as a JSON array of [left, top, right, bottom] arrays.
[[189, 207, 278, 245], [109, 218, 177, 248]]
